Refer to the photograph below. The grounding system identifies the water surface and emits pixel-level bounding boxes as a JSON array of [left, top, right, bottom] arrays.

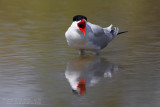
[[0, 0, 160, 107]]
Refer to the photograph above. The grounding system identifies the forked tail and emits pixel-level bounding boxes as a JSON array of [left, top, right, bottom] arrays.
[[111, 27, 119, 36], [104, 24, 128, 41], [106, 24, 128, 35]]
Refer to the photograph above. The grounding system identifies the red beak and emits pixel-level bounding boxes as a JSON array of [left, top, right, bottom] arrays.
[[77, 78, 86, 95], [77, 19, 86, 36]]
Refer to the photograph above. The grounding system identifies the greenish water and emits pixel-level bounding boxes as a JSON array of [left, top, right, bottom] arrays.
[[0, 0, 160, 107]]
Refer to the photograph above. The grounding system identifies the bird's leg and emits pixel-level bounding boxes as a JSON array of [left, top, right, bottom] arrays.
[[78, 50, 85, 55]]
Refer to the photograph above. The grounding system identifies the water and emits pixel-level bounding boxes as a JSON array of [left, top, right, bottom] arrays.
[[0, 0, 160, 107]]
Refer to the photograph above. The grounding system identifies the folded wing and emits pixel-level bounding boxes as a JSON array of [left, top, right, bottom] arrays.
[[87, 22, 119, 49]]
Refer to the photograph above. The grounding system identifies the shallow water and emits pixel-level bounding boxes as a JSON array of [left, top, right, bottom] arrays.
[[0, 0, 160, 107]]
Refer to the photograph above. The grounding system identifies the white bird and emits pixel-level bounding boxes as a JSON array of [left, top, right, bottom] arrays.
[[65, 56, 118, 95], [65, 15, 127, 55]]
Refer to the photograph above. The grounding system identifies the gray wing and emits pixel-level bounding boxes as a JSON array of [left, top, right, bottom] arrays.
[[87, 22, 105, 37], [87, 22, 118, 49]]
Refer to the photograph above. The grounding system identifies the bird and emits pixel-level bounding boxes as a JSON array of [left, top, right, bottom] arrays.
[[65, 15, 127, 55], [65, 56, 117, 95]]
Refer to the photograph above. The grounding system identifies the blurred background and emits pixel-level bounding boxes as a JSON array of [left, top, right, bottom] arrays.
[[0, 0, 160, 107]]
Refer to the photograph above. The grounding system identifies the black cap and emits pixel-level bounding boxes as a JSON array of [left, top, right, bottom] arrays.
[[73, 15, 87, 22]]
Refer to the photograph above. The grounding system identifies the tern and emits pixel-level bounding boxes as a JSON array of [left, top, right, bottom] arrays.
[[65, 56, 117, 95], [65, 15, 127, 55]]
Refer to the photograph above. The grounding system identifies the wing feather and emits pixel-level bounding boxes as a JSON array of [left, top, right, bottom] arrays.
[[87, 22, 109, 49]]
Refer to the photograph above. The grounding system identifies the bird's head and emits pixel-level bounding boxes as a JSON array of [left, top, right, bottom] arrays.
[[72, 78, 86, 95], [72, 15, 87, 36]]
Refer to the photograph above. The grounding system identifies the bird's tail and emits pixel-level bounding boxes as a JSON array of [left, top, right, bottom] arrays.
[[105, 24, 119, 36], [111, 27, 119, 36], [105, 24, 127, 40], [111, 27, 128, 36]]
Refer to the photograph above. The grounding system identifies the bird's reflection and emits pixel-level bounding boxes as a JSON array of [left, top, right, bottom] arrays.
[[65, 56, 118, 95]]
